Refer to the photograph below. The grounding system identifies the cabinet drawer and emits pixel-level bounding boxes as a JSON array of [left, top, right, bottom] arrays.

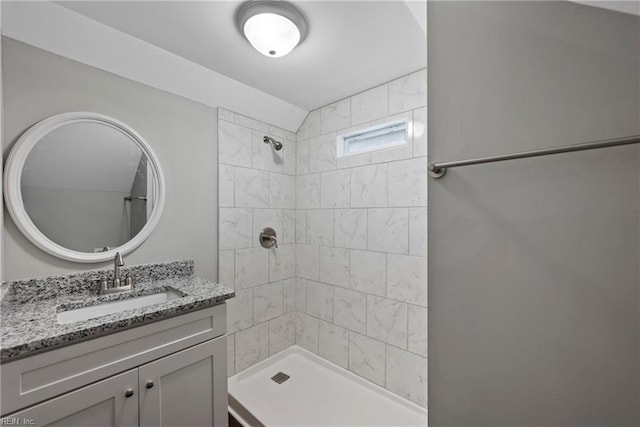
[[1, 304, 226, 415]]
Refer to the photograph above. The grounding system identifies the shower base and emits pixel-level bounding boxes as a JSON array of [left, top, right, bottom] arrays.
[[228, 345, 427, 426]]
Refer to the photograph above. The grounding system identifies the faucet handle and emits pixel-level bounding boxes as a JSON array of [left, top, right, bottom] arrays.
[[259, 227, 278, 249]]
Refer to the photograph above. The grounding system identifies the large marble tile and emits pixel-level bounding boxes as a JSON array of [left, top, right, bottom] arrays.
[[388, 158, 428, 207], [218, 108, 235, 122], [348, 332, 386, 387], [319, 246, 349, 288], [366, 295, 408, 348], [219, 164, 235, 207], [349, 249, 386, 296], [282, 210, 296, 244], [334, 287, 366, 334], [283, 278, 296, 313], [269, 173, 295, 209], [318, 321, 349, 368], [296, 312, 320, 353], [408, 304, 427, 357], [351, 84, 389, 126], [268, 124, 296, 142], [367, 208, 409, 254], [254, 281, 284, 323], [297, 109, 321, 140], [235, 247, 269, 289], [321, 98, 351, 133], [227, 333, 235, 377], [321, 169, 350, 208], [296, 139, 310, 175], [252, 131, 284, 173], [388, 69, 427, 114], [387, 254, 427, 306], [227, 288, 253, 333], [412, 106, 427, 158], [234, 167, 269, 208], [295, 277, 307, 311], [386, 346, 427, 408], [295, 210, 307, 243], [309, 133, 337, 173], [219, 208, 253, 250], [269, 244, 295, 281], [269, 312, 296, 355], [409, 208, 427, 257], [337, 151, 371, 170], [296, 244, 319, 280], [252, 209, 282, 248], [306, 280, 334, 322], [218, 250, 235, 289], [219, 120, 252, 168], [235, 323, 269, 372], [283, 141, 296, 175], [296, 173, 320, 209], [334, 209, 367, 249], [351, 164, 388, 208], [235, 113, 269, 133], [307, 209, 334, 246]]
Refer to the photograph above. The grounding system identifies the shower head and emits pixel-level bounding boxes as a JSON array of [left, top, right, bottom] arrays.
[[263, 136, 283, 151]]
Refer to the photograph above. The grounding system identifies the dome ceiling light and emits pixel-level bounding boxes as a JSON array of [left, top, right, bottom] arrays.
[[236, 1, 308, 58]]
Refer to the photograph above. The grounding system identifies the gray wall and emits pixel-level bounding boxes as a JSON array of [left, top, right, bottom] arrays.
[[428, 2, 639, 426], [2, 38, 218, 281]]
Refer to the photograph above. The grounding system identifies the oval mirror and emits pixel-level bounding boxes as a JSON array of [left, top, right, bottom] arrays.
[[3, 112, 165, 263]]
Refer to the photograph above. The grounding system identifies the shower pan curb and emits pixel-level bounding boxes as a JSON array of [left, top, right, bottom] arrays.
[[228, 345, 427, 427]]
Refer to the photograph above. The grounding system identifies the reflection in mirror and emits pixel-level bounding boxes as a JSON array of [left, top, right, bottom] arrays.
[[20, 122, 155, 253]]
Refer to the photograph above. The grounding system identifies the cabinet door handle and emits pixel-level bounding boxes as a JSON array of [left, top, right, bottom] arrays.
[[125, 388, 134, 398], [145, 380, 154, 389]]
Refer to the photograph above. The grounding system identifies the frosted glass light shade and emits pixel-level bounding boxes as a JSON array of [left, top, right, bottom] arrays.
[[244, 13, 300, 57], [236, 1, 307, 58]]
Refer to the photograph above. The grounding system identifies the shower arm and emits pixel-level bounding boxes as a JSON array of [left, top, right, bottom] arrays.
[[263, 136, 283, 151]]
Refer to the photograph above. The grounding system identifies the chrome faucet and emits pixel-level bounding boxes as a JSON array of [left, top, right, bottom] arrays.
[[113, 252, 124, 287], [98, 252, 134, 295]]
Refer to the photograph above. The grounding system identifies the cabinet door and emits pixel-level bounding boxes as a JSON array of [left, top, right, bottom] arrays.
[[1, 369, 138, 427], [138, 338, 227, 427]]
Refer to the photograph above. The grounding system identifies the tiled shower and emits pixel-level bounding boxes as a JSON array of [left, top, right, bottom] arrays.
[[219, 68, 428, 407]]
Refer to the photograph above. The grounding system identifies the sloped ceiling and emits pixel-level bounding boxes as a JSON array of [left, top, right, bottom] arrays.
[[57, 1, 428, 111]]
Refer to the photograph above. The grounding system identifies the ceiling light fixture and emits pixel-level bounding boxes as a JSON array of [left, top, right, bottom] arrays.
[[236, 1, 308, 58]]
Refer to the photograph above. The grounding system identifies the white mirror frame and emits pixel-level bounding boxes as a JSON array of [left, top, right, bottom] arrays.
[[3, 112, 166, 263]]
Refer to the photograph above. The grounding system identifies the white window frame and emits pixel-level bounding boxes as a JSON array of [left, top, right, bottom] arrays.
[[336, 115, 411, 158]]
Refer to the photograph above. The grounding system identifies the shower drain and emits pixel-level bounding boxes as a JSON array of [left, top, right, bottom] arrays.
[[271, 372, 290, 384]]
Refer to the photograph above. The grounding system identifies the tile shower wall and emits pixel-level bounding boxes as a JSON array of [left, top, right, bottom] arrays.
[[217, 109, 298, 376], [294, 69, 428, 408], [220, 69, 428, 408]]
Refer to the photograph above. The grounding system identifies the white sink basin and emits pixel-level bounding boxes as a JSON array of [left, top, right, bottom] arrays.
[[57, 290, 184, 324]]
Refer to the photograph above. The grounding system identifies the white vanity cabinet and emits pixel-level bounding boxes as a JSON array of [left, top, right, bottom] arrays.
[[1, 304, 229, 427]]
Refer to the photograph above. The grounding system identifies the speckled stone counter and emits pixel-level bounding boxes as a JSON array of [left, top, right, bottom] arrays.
[[0, 260, 234, 362]]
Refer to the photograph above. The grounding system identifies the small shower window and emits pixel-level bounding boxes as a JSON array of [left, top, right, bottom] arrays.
[[337, 119, 408, 157]]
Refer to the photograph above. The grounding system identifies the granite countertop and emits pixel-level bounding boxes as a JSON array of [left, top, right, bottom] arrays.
[[0, 260, 234, 362]]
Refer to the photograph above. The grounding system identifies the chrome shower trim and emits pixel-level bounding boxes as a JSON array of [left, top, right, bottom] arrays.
[[264, 136, 283, 151]]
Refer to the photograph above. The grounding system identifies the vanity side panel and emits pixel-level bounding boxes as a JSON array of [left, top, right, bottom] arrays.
[[1, 37, 218, 281]]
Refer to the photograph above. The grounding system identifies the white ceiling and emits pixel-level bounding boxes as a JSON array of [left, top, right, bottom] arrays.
[[56, 1, 427, 112], [572, 1, 640, 16]]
